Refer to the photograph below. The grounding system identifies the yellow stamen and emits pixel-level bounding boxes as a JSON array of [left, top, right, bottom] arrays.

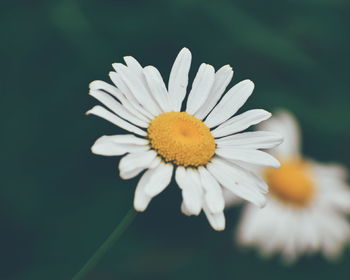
[[264, 158, 315, 206], [147, 112, 215, 166]]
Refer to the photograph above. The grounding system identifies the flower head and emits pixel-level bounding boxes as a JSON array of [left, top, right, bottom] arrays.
[[88, 48, 282, 231], [235, 110, 350, 261]]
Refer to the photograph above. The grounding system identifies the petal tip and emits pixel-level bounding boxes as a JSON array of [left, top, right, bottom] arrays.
[[85, 108, 93, 115], [214, 225, 225, 231], [273, 161, 281, 169], [89, 80, 98, 89], [133, 202, 147, 212], [179, 47, 192, 58], [90, 145, 98, 154], [245, 79, 255, 88], [134, 206, 146, 212]]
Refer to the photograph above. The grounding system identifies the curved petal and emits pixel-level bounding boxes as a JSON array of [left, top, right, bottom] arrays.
[[87, 105, 147, 136], [181, 202, 192, 216], [143, 66, 171, 112], [175, 167, 203, 216], [168, 48, 192, 111], [133, 173, 153, 212], [143, 162, 174, 197], [186, 63, 215, 115], [89, 80, 120, 98], [109, 71, 153, 120], [207, 157, 266, 207], [90, 80, 150, 123], [212, 109, 271, 138], [234, 162, 269, 194], [133, 159, 168, 211], [216, 148, 281, 168], [91, 135, 148, 156], [216, 131, 283, 150], [259, 110, 301, 158], [203, 201, 225, 231], [222, 159, 269, 194], [119, 150, 157, 179], [223, 189, 243, 207], [123, 58, 171, 114], [205, 80, 254, 128], [112, 64, 161, 116], [124, 56, 143, 74], [198, 167, 225, 214], [89, 90, 148, 128], [195, 65, 233, 120]]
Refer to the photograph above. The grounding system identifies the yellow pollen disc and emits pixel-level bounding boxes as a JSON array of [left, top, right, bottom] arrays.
[[264, 158, 315, 207], [147, 112, 216, 166]]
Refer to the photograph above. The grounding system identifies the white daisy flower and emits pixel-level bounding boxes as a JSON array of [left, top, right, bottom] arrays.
[[87, 48, 282, 231], [235, 110, 350, 261]]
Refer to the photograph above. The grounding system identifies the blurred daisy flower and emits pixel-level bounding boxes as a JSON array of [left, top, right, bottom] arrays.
[[235, 110, 350, 261], [87, 48, 282, 231]]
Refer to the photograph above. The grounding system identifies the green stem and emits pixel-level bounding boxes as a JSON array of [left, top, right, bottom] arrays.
[[72, 208, 137, 280]]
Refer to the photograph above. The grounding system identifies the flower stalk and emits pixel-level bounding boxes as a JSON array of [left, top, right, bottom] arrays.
[[72, 209, 137, 280]]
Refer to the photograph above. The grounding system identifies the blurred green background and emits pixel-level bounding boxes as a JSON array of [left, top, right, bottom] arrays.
[[1, 0, 350, 279]]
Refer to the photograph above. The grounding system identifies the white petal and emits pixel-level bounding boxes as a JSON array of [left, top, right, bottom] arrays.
[[133, 160, 171, 212], [195, 65, 233, 120], [216, 131, 283, 150], [207, 158, 266, 207], [112, 64, 161, 116], [181, 202, 192, 216], [186, 63, 215, 115], [175, 167, 203, 215], [87, 105, 147, 136], [124, 56, 143, 74], [89, 90, 148, 128], [168, 48, 192, 111], [237, 204, 269, 246], [90, 79, 150, 123], [223, 189, 243, 207], [120, 167, 145, 180], [123, 56, 151, 93], [143, 66, 170, 112], [237, 201, 291, 255], [149, 156, 161, 169], [144, 162, 173, 197], [123, 60, 170, 114], [121, 157, 161, 180], [212, 109, 272, 138], [230, 160, 269, 194], [259, 110, 301, 158], [133, 172, 152, 211], [312, 162, 348, 181], [203, 202, 225, 231], [109, 71, 133, 99], [91, 134, 148, 156], [298, 211, 322, 253], [109, 71, 153, 120], [205, 80, 255, 128], [326, 190, 350, 213], [216, 148, 280, 168], [198, 167, 225, 213], [89, 80, 120, 97], [119, 150, 157, 179], [90, 79, 124, 102], [93, 134, 148, 145]]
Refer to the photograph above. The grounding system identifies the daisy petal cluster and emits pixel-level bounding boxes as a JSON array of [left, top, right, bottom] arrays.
[[235, 110, 350, 261], [88, 48, 282, 231]]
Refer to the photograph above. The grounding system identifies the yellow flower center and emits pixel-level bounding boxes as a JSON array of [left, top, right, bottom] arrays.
[[264, 158, 315, 207], [147, 112, 216, 166]]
